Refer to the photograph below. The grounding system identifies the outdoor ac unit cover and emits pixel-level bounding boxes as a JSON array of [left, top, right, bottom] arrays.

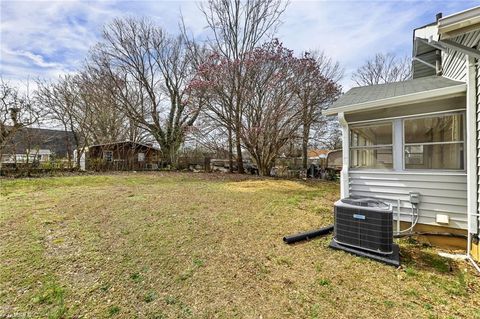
[[334, 197, 393, 255]]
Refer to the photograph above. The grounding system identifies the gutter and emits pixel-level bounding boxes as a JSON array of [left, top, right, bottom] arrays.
[[324, 84, 466, 116], [438, 6, 480, 38]]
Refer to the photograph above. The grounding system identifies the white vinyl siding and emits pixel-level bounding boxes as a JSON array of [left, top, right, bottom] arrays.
[[444, 30, 480, 232], [477, 46, 480, 232], [349, 171, 467, 229], [442, 30, 480, 81]]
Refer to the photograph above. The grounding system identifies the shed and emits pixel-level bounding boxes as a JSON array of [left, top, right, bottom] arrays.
[[86, 141, 161, 171]]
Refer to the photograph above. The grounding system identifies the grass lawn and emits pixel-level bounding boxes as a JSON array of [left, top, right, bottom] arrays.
[[1, 172, 479, 319]]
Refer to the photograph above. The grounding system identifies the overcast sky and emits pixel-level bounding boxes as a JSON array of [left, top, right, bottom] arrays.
[[1, 0, 479, 91]]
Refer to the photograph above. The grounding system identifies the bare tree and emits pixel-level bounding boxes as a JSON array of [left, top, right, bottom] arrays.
[[352, 53, 411, 86], [190, 51, 239, 171], [200, 0, 288, 173], [36, 76, 88, 167], [92, 18, 203, 167], [293, 51, 342, 169], [0, 79, 37, 153], [185, 115, 231, 159], [76, 66, 145, 144], [37, 67, 150, 167], [311, 117, 342, 150]]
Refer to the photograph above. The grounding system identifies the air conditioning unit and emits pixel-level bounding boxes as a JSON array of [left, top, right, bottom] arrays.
[[329, 197, 400, 266]]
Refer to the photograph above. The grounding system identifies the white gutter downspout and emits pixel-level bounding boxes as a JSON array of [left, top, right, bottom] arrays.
[[466, 55, 480, 272], [339, 112, 349, 199]]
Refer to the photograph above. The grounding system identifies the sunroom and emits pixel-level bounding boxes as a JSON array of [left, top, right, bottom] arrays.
[[324, 75, 471, 248]]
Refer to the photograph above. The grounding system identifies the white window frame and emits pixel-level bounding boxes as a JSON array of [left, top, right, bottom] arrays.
[[138, 152, 145, 162], [103, 151, 113, 162], [349, 121, 394, 170], [402, 111, 466, 171]]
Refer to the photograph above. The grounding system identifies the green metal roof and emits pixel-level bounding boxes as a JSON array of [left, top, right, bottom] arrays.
[[329, 76, 465, 110]]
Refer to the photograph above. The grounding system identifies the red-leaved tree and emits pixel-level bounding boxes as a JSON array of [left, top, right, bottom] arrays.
[[191, 39, 342, 175], [193, 40, 302, 175]]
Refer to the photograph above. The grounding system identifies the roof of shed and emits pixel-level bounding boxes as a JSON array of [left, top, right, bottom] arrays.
[[325, 76, 465, 115], [89, 141, 160, 150]]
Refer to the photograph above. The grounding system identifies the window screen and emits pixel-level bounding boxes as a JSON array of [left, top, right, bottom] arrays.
[[350, 123, 393, 169], [404, 113, 464, 170]]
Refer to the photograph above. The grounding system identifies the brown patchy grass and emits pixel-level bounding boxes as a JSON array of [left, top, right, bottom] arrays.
[[0, 172, 479, 319]]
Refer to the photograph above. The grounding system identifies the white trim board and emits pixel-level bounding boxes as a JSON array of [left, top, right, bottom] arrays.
[[438, 6, 480, 39]]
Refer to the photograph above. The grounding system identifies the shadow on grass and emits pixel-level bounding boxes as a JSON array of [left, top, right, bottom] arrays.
[[400, 238, 456, 274]]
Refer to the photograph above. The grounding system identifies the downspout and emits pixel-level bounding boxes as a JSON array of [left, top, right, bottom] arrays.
[[435, 13, 443, 76], [338, 112, 349, 199], [466, 55, 480, 272]]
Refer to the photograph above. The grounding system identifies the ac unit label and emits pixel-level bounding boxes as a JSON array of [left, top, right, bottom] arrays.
[[353, 214, 366, 220]]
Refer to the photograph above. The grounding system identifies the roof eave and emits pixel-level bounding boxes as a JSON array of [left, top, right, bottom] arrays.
[[324, 84, 466, 116], [438, 6, 480, 38]]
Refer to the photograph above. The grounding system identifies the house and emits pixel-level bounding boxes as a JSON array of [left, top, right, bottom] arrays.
[[86, 141, 162, 171], [307, 149, 330, 160], [324, 7, 480, 264], [1, 127, 76, 164]]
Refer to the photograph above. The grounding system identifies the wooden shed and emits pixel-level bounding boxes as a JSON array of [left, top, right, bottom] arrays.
[[86, 141, 161, 171]]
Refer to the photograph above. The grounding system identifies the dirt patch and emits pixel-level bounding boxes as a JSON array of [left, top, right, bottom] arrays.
[[225, 179, 311, 193]]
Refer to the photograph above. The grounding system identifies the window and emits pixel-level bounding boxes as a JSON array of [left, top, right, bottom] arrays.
[[350, 123, 393, 169], [404, 113, 464, 170], [103, 151, 113, 162], [138, 152, 145, 162]]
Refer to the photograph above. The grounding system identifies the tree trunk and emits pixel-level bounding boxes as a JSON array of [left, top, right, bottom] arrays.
[[235, 119, 244, 174], [228, 125, 234, 173], [233, 89, 245, 174], [235, 137, 244, 173], [162, 143, 180, 169], [259, 162, 274, 177], [256, 156, 273, 177], [63, 123, 73, 169], [302, 122, 310, 170], [259, 167, 269, 176]]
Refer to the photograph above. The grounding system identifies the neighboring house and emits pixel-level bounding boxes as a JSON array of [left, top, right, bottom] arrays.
[[324, 7, 480, 263], [1, 127, 76, 164], [307, 149, 329, 160], [86, 141, 162, 171]]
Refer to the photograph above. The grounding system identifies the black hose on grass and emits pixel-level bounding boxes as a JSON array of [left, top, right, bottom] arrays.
[[283, 225, 334, 244]]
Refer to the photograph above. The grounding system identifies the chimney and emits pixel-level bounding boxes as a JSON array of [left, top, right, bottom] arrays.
[[436, 12, 442, 22]]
